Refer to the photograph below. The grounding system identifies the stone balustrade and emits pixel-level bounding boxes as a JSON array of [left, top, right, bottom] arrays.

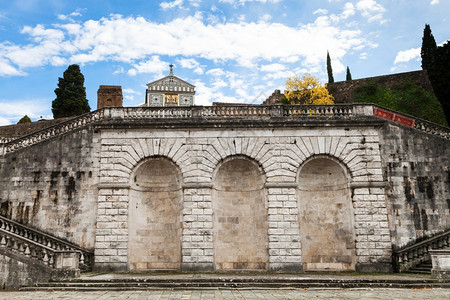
[[1, 110, 104, 154], [283, 104, 356, 117], [202, 105, 271, 117], [393, 229, 450, 272], [0, 215, 93, 271], [414, 118, 450, 139], [1, 104, 449, 154]]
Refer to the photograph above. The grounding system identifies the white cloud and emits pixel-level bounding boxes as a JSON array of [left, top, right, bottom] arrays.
[[206, 68, 226, 77], [0, 117, 11, 126], [128, 55, 168, 76], [2, 14, 368, 77], [0, 100, 50, 123], [194, 80, 240, 106], [260, 63, 286, 72], [177, 58, 204, 74], [313, 9, 328, 15], [160, 0, 184, 10], [356, 0, 386, 23], [219, 0, 282, 4], [259, 14, 272, 22], [189, 0, 202, 6], [0, 58, 26, 76], [394, 47, 420, 64], [431, 0, 439, 5]]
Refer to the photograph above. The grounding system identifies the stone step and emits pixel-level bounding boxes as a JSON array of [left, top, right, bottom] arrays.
[[20, 278, 450, 291]]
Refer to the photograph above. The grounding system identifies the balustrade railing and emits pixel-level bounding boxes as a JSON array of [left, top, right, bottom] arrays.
[[0, 215, 93, 271], [414, 118, 450, 140], [393, 229, 450, 272], [2, 110, 103, 154], [121, 107, 192, 119], [283, 104, 354, 117], [1, 104, 449, 154], [202, 105, 271, 117]]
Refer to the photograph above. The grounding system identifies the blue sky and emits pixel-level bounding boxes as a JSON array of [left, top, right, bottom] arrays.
[[0, 0, 449, 125]]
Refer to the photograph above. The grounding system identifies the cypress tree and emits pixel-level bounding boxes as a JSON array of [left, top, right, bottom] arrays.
[[429, 41, 450, 124], [326, 51, 334, 83], [421, 24, 437, 71], [52, 64, 90, 118], [346, 67, 352, 81], [18, 115, 31, 124]]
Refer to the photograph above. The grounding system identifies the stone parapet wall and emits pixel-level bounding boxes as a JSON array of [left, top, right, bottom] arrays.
[[0, 126, 100, 250], [379, 123, 450, 249]]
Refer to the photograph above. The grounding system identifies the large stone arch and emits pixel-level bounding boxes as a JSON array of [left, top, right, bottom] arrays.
[[128, 156, 183, 270], [296, 155, 356, 271], [212, 155, 269, 270]]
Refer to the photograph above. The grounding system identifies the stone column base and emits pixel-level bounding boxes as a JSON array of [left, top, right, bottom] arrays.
[[181, 263, 215, 272], [355, 263, 393, 273], [94, 262, 128, 272], [269, 263, 303, 272]]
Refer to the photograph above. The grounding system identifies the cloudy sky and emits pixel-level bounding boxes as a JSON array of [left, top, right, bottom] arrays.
[[0, 0, 449, 125]]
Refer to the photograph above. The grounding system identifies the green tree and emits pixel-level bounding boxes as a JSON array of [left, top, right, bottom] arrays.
[[17, 115, 31, 124], [52, 64, 90, 118], [326, 51, 334, 83], [420, 24, 437, 71], [346, 67, 352, 81], [428, 41, 450, 123]]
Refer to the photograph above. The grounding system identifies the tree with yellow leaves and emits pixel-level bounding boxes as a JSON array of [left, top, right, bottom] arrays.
[[284, 73, 334, 105]]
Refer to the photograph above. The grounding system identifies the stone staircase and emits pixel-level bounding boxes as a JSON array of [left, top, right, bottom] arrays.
[[19, 273, 450, 291], [0, 215, 94, 289], [409, 260, 433, 274], [393, 229, 450, 273]]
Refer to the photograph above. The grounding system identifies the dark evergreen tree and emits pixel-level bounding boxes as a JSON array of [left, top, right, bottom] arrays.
[[17, 115, 31, 124], [428, 41, 450, 124], [346, 66, 352, 81], [421, 24, 437, 71], [52, 64, 90, 118], [326, 51, 334, 83]]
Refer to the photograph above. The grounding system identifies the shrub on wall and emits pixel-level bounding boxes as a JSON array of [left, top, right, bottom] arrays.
[[354, 79, 448, 127]]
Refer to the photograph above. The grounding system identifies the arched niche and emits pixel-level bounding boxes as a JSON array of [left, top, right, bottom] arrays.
[[128, 157, 182, 270], [213, 156, 268, 270], [297, 156, 356, 271]]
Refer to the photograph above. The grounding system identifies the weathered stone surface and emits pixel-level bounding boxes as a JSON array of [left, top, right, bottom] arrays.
[[0, 107, 448, 275], [379, 123, 450, 250]]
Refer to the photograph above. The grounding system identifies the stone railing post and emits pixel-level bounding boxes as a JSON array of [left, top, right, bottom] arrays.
[[353, 104, 373, 116], [270, 105, 283, 118], [54, 251, 80, 270], [430, 250, 450, 282], [191, 106, 204, 118]]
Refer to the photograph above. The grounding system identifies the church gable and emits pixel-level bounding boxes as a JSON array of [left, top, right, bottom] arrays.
[[145, 65, 196, 107], [146, 75, 195, 94]]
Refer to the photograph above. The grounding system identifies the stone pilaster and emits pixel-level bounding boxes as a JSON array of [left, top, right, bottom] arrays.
[[94, 184, 129, 271], [266, 183, 302, 271], [352, 182, 393, 273], [181, 184, 214, 271]]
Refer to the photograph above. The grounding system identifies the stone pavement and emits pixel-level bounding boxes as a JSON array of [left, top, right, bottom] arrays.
[[1, 288, 450, 299]]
